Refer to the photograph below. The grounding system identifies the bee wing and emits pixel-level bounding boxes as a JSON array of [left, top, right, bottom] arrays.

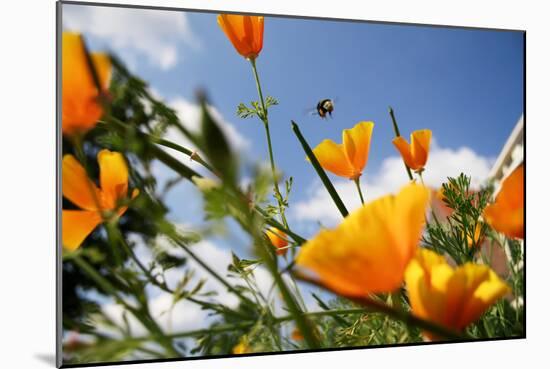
[[303, 107, 319, 116]]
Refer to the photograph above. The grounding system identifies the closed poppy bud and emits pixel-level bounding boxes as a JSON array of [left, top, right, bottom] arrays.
[[483, 163, 524, 239], [62, 32, 111, 136], [62, 150, 139, 251], [217, 14, 264, 60], [466, 223, 484, 248], [291, 327, 304, 341], [232, 338, 251, 354], [266, 227, 289, 256], [405, 248, 510, 339], [296, 183, 430, 297], [392, 129, 432, 172], [312, 121, 374, 180]]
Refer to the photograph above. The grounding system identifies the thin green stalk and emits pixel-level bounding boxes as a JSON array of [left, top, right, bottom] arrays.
[[292, 121, 349, 217], [354, 177, 365, 205], [153, 137, 215, 174], [249, 58, 289, 229], [102, 117, 201, 181], [389, 107, 414, 181]]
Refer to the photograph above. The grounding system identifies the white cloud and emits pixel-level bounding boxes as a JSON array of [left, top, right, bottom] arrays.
[[62, 4, 199, 70], [292, 139, 495, 225]]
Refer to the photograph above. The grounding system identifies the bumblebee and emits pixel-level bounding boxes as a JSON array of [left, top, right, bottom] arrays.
[[316, 99, 335, 118]]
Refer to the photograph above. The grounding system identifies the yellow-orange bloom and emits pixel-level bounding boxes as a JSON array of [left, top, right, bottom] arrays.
[[62, 150, 139, 251], [483, 163, 524, 239], [296, 183, 430, 297], [62, 32, 112, 136], [392, 129, 432, 172], [232, 339, 251, 354], [266, 227, 289, 256], [312, 121, 374, 180], [217, 14, 264, 59], [405, 248, 509, 336]]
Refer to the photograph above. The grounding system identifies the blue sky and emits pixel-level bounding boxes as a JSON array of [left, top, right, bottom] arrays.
[[62, 3, 524, 342], [64, 5, 524, 226]]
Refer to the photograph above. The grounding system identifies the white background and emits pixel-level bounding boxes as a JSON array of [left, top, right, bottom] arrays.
[[0, 0, 547, 368]]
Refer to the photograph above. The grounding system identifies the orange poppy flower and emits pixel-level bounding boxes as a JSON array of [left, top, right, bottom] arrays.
[[312, 121, 374, 180], [483, 163, 524, 239], [405, 248, 509, 338], [217, 14, 264, 59], [62, 32, 111, 136], [392, 129, 432, 172], [296, 183, 430, 297], [266, 227, 289, 256], [62, 150, 139, 251]]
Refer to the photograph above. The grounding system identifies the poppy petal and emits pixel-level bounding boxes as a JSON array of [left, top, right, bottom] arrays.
[[62, 154, 102, 211], [98, 150, 129, 210], [62, 210, 102, 251], [312, 140, 355, 178], [411, 130, 431, 169], [392, 136, 417, 170], [484, 163, 524, 239], [343, 121, 374, 176]]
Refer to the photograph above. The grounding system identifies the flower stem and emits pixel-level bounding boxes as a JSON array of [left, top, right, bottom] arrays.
[[292, 121, 349, 217], [249, 58, 289, 229], [354, 177, 365, 205], [389, 107, 414, 181]]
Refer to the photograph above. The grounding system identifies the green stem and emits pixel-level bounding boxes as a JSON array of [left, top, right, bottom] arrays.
[[354, 177, 365, 205], [389, 107, 414, 181], [292, 121, 349, 217], [153, 137, 215, 174], [250, 58, 289, 229]]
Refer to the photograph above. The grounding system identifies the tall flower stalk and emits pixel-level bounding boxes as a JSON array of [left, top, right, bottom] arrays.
[[249, 58, 289, 228]]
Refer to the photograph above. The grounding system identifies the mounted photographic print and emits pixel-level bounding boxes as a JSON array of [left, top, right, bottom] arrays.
[[57, 1, 525, 367]]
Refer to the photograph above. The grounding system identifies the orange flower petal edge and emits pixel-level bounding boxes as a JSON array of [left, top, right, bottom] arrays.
[[296, 183, 430, 297], [483, 163, 524, 239]]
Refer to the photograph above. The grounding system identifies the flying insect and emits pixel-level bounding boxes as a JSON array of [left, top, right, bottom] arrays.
[[315, 98, 335, 118]]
